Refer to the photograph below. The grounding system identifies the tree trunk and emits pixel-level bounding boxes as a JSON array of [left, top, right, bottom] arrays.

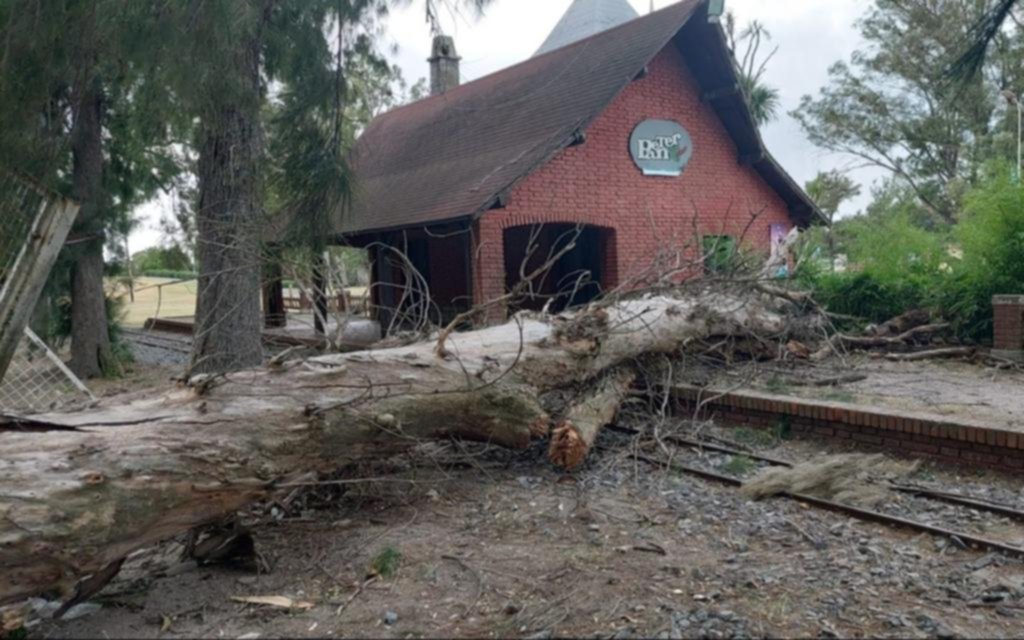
[[68, 83, 113, 379], [262, 259, 286, 329], [0, 292, 785, 606], [549, 368, 636, 469], [190, 34, 264, 375], [313, 254, 328, 338]]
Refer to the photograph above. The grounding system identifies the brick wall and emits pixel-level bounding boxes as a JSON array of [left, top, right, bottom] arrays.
[[671, 386, 1024, 473], [993, 295, 1024, 352], [473, 44, 795, 309]]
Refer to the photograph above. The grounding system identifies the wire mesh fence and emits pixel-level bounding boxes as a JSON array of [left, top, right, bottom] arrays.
[[0, 328, 95, 414], [0, 170, 46, 288], [0, 169, 90, 415]]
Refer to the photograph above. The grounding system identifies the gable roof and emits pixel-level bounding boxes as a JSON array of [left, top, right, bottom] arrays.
[[338, 0, 821, 238], [535, 0, 640, 57]]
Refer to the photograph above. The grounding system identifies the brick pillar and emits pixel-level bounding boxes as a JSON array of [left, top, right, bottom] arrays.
[[993, 295, 1024, 361], [473, 218, 507, 324]]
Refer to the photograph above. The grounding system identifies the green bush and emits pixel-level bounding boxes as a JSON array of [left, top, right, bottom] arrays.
[[131, 246, 193, 274], [801, 167, 1024, 343], [812, 271, 929, 325], [839, 210, 948, 285], [936, 169, 1024, 341]]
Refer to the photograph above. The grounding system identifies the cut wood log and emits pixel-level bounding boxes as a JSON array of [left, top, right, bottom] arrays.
[[870, 309, 931, 337], [0, 292, 785, 607], [549, 368, 636, 469]]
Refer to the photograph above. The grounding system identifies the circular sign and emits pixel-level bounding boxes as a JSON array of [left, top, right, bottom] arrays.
[[629, 120, 693, 177]]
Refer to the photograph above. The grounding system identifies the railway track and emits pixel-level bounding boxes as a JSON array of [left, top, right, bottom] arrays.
[[608, 424, 1024, 561]]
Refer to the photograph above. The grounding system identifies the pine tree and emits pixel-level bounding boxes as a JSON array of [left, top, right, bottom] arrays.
[[0, 0, 185, 378]]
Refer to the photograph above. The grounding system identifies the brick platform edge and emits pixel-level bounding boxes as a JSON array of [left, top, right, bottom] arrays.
[[670, 385, 1024, 473]]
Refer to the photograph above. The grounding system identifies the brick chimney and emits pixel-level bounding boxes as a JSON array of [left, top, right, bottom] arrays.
[[429, 35, 460, 96]]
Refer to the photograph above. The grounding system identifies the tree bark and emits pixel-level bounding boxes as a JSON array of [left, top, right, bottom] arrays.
[[190, 32, 265, 375], [0, 292, 785, 606], [68, 82, 113, 379], [313, 254, 328, 338], [549, 368, 636, 469], [262, 259, 286, 329]]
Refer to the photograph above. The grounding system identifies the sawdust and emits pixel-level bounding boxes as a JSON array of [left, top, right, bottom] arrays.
[[741, 454, 918, 507]]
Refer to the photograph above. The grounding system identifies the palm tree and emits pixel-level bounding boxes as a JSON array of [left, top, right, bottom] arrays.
[[724, 13, 781, 127]]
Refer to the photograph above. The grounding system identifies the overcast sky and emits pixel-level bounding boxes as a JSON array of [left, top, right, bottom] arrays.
[[131, 0, 880, 253]]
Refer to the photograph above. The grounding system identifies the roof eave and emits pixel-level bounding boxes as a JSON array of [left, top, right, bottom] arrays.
[[676, 12, 825, 228]]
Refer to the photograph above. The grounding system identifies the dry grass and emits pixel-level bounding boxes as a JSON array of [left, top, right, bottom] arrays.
[[111, 278, 198, 328], [741, 454, 918, 507]]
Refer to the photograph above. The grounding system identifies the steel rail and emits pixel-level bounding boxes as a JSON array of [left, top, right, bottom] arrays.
[[627, 450, 1024, 561], [609, 425, 1024, 524], [890, 485, 1024, 523]]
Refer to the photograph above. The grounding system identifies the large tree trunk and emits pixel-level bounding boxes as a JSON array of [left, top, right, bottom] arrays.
[[190, 34, 264, 375], [68, 82, 113, 379], [0, 292, 785, 607]]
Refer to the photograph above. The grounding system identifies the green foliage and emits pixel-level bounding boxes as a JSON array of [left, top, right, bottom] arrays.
[[723, 454, 757, 476], [369, 546, 402, 579], [806, 171, 861, 221], [843, 212, 947, 282], [732, 427, 780, 448], [793, 0, 1024, 226], [803, 165, 1024, 342], [132, 246, 194, 274], [949, 0, 1019, 81], [935, 168, 1024, 340], [812, 272, 928, 325], [724, 13, 781, 126], [800, 191, 947, 324]]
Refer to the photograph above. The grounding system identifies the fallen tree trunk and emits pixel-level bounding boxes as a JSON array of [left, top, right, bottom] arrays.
[[0, 292, 785, 606], [549, 368, 636, 469]]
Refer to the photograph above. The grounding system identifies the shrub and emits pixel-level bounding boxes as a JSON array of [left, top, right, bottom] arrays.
[[937, 169, 1024, 341], [131, 246, 193, 274], [801, 167, 1024, 343], [812, 271, 929, 325], [798, 209, 947, 325]]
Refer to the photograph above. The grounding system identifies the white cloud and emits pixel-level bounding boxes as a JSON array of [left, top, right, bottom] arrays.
[[131, 0, 880, 252]]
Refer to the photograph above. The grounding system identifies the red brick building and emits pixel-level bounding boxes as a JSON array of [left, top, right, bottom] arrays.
[[333, 0, 820, 328]]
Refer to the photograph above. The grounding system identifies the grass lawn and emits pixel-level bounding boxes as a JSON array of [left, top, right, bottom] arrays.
[[112, 278, 371, 329], [113, 277, 198, 328]]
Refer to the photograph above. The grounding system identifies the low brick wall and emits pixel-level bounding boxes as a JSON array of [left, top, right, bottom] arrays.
[[671, 386, 1024, 473]]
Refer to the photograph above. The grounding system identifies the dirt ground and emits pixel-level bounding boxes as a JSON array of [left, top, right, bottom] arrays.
[[29, 421, 1024, 640]]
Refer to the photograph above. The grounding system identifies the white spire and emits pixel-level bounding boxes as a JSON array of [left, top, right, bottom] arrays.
[[534, 0, 640, 57]]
